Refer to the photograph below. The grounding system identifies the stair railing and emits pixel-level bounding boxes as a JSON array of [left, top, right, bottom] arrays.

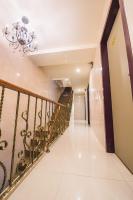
[[0, 79, 67, 199]]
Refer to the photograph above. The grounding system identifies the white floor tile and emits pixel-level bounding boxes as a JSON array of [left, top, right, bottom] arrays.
[[127, 181, 133, 191], [112, 156, 133, 181], [9, 170, 62, 200], [8, 121, 133, 200], [56, 174, 133, 200]]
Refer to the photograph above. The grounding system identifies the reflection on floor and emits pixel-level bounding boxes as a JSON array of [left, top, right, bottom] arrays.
[[9, 121, 133, 200]]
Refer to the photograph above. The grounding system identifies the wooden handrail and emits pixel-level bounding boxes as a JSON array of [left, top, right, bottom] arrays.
[[0, 79, 64, 107], [0, 78, 73, 198]]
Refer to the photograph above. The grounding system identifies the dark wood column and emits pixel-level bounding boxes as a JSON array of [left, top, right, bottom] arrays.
[[87, 85, 90, 125], [101, 0, 133, 153]]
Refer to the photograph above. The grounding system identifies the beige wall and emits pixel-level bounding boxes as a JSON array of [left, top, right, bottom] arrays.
[[0, 41, 61, 189], [0, 41, 60, 101]]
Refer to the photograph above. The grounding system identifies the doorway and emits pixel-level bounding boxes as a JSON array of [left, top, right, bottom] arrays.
[[101, 0, 133, 172], [74, 94, 86, 121]]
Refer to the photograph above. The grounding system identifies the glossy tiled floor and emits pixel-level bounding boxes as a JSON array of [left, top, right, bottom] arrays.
[[9, 121, 133, 200]]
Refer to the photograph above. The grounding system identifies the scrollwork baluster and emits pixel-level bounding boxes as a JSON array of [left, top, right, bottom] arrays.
[[16, 95, 32, 175], [32, 99, 44, 157], [31, 97, 38, 162], [9, 92, 20, 185], [43, 101, 48, 151], [0, 87, 8, 193], [33, 97, 37, 133], [44, 101, 47, 131], [45, 102, 51, 153]]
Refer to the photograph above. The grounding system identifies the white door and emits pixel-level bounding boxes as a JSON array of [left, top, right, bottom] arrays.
[[74, 94, 86, 121]]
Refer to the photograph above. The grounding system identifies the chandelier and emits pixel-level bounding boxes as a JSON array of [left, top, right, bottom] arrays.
[[2, 16, 38, 54]]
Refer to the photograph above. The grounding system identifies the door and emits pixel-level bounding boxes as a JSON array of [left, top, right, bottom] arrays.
[[74, 94, 86, 121], [107, 11, 133, 172]]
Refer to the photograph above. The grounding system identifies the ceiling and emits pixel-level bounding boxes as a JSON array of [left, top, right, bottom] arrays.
[[0, 0, 106, 91], [31, 47, 95, 90], [30, 48, 95, 66], [42, 63, 92, 90]]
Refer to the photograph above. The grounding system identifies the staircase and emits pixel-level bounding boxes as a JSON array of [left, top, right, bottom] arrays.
[[58, 87, 73, 126], [0, 80, 73, 199]]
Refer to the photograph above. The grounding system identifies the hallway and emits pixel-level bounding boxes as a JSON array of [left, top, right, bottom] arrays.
[[9, 121, 133, 200]]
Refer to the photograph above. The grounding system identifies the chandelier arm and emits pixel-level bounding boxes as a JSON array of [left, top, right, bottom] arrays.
[[25, 37, 34, 46], [13, 43, 20, 49], [24, 28, 35, 45], [16, 30, 21, 43], [23, 47, 27, 54], [4, 33, 17, 43], [23, 44, 36, 53], [9, 41, 19, 48], [23, 46, 32, 53], [23, 45, 30, 53], [29, 48, 37, 52], [16, 28, 26, 44], [16, 28, 33, 46]]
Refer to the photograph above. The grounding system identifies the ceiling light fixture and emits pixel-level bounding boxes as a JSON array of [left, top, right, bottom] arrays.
[[76, 68, 81, 73], [2, 16, 38, 54], [16, 72, 20, 77]]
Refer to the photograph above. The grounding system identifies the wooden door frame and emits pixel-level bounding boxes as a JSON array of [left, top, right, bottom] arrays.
[[101, 0, 133, 153], [87, 85, 90, 125]]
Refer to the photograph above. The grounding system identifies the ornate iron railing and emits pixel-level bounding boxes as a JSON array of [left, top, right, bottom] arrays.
[[0, 79, 70, 199], [59, 87, 73, 126]]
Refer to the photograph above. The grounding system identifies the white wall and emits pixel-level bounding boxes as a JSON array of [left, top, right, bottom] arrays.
[[124, 0, 133, 52], [74, 94, 86, 121], [89, 61, 105, 147]]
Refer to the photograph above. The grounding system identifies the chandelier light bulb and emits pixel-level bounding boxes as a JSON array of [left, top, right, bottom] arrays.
[[22, 16, 29, 24], [76, 68, 81, 73]]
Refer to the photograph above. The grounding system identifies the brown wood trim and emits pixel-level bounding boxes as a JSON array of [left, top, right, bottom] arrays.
[[101, 0, 119, 44], [0, 79, 64, 107], [101, 44, 115, 152], [101, 0, 133, 153], [101, 0, 119, 153], [119, 0, 133, 97], [87, 85, 90, 125]]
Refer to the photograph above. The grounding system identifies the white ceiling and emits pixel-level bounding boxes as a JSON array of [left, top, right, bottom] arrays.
[[0, 0, 106, 91], [30, 48, 96, 66], [43, 63, 91, 90], [31, 47, 95, 90]]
